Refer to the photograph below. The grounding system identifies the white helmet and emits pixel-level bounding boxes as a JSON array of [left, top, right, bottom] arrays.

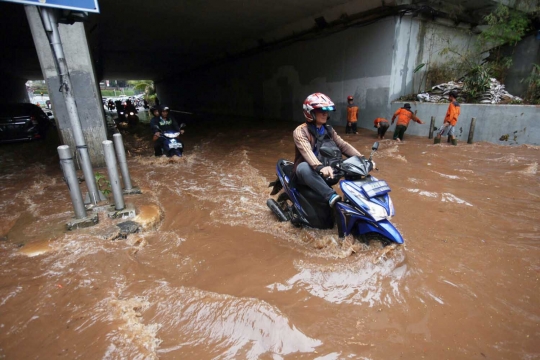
[[302, 93, 335, 121]]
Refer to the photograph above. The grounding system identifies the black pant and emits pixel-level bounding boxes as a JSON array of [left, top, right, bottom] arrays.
[[346, 122, 357, 134], [393, 125, 407, 140], [378, 123, 389, 137], [154, 137, 164, 156]]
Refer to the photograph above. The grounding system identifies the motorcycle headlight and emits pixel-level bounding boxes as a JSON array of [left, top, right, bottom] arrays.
[[129, 112, 134, 115], [342, 182, 390, 221]]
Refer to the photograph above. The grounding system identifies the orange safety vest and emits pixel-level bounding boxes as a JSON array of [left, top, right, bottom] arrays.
[[392, 108, 420, 127], [374, 118, 389, 127], [444, 101, 461, 126], [347, 106, 359, 122]]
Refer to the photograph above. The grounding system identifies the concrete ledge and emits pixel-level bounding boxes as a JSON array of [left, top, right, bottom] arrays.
[[66, 213, 99, 231], [389, 102, 540, 145], [123, 187, 142, 195], [108, 203, 136, 220]]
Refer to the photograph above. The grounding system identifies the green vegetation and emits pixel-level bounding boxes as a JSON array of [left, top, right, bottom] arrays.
[[94, 172, 111, 197], [127, 80, 156, 103], [422, 3, 539, 103], [101, 89, 136, 97], [521, 63, 540, 104]]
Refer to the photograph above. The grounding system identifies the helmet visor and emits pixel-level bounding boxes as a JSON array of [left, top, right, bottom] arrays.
[[320, 106, 335, 111]]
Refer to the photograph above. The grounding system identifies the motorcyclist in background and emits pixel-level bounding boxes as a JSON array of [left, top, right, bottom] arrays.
[[150, 105, 184, 156], [124, 99, 137, 114]]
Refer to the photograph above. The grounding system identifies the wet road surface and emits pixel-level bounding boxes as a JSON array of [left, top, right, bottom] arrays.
[[0, 116, 539, 359]]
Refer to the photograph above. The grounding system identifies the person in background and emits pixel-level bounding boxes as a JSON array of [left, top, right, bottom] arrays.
[[391, 103, 424, 142], [435, 90, 461, 145], [374, 117, 390, 139], [294, 93, 363, 208], [345, 95, 359, 134]]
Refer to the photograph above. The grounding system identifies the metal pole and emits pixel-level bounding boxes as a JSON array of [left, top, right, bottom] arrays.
[[58, 145, 87, 219], [468, 117, 476, 144], [428, 116, 435, 139], [112, 133, 133, 190], [102, 140, 125, 210], [39, 7, 100, 204]]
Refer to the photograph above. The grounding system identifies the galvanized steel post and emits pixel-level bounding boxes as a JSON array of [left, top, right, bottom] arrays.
[[112, 133, 133, 190], [58, 145, 86, 219], [102, 140, 125, 210]]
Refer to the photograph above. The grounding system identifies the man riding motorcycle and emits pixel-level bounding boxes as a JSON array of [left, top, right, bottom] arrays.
[[293, 93, 363, 208], [150, 105, 184, 156]]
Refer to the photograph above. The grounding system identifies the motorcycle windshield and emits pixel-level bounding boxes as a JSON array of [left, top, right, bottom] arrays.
[[342, 156, 370, 176]]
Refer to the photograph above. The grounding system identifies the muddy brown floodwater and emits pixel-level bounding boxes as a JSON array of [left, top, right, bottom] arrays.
[[0, 117, 539, 359]]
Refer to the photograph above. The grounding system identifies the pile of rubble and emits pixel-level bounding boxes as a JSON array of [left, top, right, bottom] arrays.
[[417, 78, 522, 104]]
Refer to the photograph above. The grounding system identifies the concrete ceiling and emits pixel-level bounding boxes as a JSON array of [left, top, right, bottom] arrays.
[[0, 0, 517, 81]]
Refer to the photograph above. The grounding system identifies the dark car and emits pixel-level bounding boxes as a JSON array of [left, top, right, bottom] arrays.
[[0, 103, 51, 143]]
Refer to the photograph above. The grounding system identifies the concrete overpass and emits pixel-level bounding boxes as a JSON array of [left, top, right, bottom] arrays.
[[0, 0, 537, 165]]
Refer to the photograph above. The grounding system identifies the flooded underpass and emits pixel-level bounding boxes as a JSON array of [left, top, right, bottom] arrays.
[[0, 117, 538, 359]]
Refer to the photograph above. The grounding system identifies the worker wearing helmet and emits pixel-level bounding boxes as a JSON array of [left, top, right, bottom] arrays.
[[345, 95, 359, 134], [293, 93, 363, 208]]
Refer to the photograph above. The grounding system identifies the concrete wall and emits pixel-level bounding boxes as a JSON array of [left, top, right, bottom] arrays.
[[505, 34, 540, 98], [390, 101, 540, 145], [157, 16, 397, 126], [158, 15, 480, 129], [389, 16, 478, 101]]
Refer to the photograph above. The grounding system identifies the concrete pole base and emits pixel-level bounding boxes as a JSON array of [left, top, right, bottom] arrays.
[[84, 191, 108, 204], [123, 187, 142, 195], [66, 213, 99, 231], [107, 203, 136, 220]]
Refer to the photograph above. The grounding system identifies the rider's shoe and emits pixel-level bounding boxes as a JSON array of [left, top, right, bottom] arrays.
[[329, 193, 341, 208]]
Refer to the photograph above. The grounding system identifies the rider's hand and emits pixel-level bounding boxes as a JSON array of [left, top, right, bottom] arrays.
[[180, 130, 185, 135], [154, 132, 161, 137], [370, 160, 376, 170], [320, 166, 334, 179]]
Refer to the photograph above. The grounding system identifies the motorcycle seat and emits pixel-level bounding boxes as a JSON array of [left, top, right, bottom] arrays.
[[279, 160, 327, 205]]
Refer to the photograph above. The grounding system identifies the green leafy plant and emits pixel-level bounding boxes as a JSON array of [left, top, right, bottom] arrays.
[[435, 3, 534, 103], [94, 172, 111, 196], [462, 63, 493, 102]]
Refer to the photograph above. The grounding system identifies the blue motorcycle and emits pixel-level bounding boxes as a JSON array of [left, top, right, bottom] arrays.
[[267, 142, 403, 245]]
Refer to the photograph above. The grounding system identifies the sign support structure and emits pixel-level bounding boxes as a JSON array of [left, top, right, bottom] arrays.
[[39, 6, 104, 204]]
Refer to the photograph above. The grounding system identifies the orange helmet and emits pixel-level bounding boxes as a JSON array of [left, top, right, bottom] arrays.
[[302, 93, 335, 121]]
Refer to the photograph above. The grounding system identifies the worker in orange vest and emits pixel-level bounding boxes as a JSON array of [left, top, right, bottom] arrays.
[[436, 91, 461, 144], [391, 103, 424, 142], [345, 95, 359, 134], [374, 118, 390, 139]]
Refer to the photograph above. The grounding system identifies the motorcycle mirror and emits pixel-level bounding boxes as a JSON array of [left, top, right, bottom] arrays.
[[320, 147, 341, 158], [180, 123, 186, 129], [372, 142, 379, 151]]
